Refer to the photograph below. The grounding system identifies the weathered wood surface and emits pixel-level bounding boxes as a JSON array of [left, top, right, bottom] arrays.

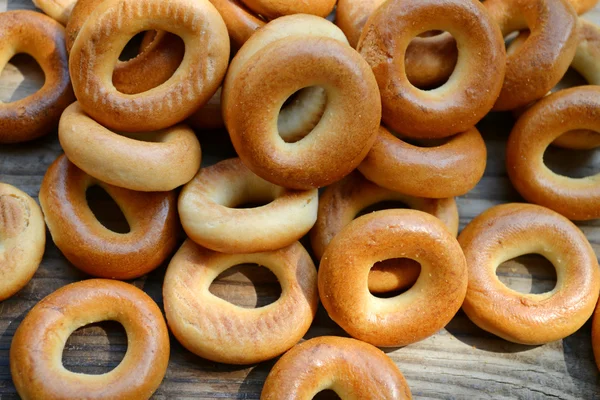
[[1, 0, 600, 398]]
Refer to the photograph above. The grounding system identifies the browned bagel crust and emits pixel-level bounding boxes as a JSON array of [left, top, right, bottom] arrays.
[[506, 86, 600, 221], [310, 171, 458, 293], [209, 0, 265, 48], [241, 0, 336, 19], [225, 35, 381, 189], [32, 0, 76, 24], [319, 209, 468, 347], [593, 300, 600, 371], [0, 11, 74, 143], [164, 240, 318, 364], [66, 0, 185, 95], [459, 203, 600, 344], [39, 154, 179, 279], [486, 0, 578, 111], [10, 279, 170, 400], [357, 0, 505, 138], [359, 126, 487, 198], [69, 0, 230, 132], [260, 336, 412, 399]]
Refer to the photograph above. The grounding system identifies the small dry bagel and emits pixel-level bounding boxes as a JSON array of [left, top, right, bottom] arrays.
[[10, 279, 169, 400], [224, 15, 381, 189], [484, 0, 578, 111], [459, 203, 600, 344], [319, 209, 468, 347], [39, 154, 179, 279], [359, 126, 487, 198], [357, 0, 505, 138], [32, 0, 75, 24], [592, 300, 600, 371], [179, 158, 318, 253], [261, 336, 412, 399], [0, 11, 74, 143], [506, 86, 600, 221], [0, 183, 45, 301], [208, 0, 265, 48], [59, 102, 201, 192], [310, 171, 459, 293], [66, 0, 185, 95], [164, 239, 318, 364], [69, 0, 230, 132], [241, 0, 336, 19]]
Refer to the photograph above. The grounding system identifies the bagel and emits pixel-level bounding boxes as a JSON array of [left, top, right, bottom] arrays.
[[208, 0, 265, 48], [163, 239, 318, 364], [0, 11, 74, 143], [506, 86, 600, 221], [310, 171, 459, 293], [10, 279, 170, 400], [459, 203, 600, 344], [240, 0, 336, 19], [319, 209, 468, 347], [593, 300, 600, 371], [358, 126, 487, 198], [261, 336, 412, 399], [32, 0, 75, 24], [69, 0, 230, 132], [59, 102, 201, 192], [39, 154, 179, 279], [357, 0, 505, 138], [485, 0, 578, 111], [178, 158, 318, 253], [224, 15, 381, 189], [66, 0, 185, 95], [0, 183, 45, 301]]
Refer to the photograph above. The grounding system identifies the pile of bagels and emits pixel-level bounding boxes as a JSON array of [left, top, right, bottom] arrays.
[[2, 0, 600, 397]]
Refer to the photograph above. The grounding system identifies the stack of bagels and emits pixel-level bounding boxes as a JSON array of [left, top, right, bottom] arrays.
[[2, 0, 600, 398]]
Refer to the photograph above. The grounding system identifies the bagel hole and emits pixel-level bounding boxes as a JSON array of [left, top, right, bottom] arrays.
[[86, 185, 130, 234], [355, 200, 411, 218], [496, 254, 557, 294], [118, 32, 146, 61], [62, 321, 127, 374], [278, 86, 327, 143], [544, 146, 599, 178], [369, 258, 421, 298], [314, 390, 342, 400], [0, 54, 45, 102], [405, 31, 457, 90], [209, 264, 281, 308]]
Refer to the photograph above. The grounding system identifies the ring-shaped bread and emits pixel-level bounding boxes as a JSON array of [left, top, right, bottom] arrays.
[[10, 279, 170, 400], [0, 11, 74, 143], [178, 158, 318, 253], [69, 0, 230, 132], [163, 239, 318, 364], [319, 209, 468, 347], [459, 203, 600, 344], [39, 155, 179, 279]]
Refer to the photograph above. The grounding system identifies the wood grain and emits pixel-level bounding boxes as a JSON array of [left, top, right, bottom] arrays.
[[1, 1, 600, 399]]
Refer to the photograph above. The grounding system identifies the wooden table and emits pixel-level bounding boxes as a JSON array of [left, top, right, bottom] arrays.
[[1, 0, 600, 398]]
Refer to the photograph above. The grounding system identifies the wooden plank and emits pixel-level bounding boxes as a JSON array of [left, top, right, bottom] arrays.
[[1, 1, 600, 399]]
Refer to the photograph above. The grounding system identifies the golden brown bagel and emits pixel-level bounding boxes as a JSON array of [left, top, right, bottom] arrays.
[[0, 11, 74, 143], [164, 240, 318, 364], [39, 154, 179, 279], [0, 183, 45, 301], [66, 0, 185, 95], [241, 0, 336, 19], [32, 0, 75, 24], [224, 15, 381, 189], [485, 0, 578, 111], [506, 86, 600, 221], [10, 279, 170, 400], [359, 126, 487, 198], [59, 102, 201, 192], [69, 0, 230, 132], [208, 0, 265, 48], [178, 158, 318, 253], [459, 203, 600, 344], [261, 336, 412, 399], [310, 171, 459, 293], [357, 0, 505, 138], [319, 209, 468, 347], [592, 300, 600, 371]]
